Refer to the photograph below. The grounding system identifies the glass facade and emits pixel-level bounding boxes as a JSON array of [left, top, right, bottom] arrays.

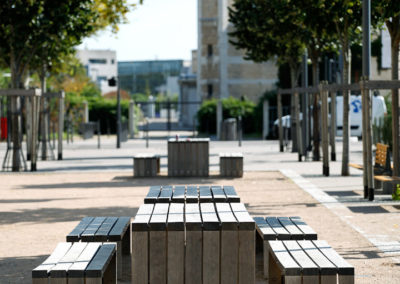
[[118, 60, 184, 94]]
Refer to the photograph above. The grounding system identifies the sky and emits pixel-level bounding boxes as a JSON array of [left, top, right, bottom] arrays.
[[78, 0, 197, 62]]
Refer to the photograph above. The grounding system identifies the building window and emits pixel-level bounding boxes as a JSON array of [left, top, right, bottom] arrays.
[[89, 58, 107, 64], [111, 59, 115, 64], [207, 45, 213, 57], [207, 84, 213, 98]]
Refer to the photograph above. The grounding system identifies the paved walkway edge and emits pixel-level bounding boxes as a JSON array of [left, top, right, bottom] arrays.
[[280, 169, 400, 264]]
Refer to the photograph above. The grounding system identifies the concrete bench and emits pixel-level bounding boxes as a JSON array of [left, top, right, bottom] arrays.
[[32, 242, 116, 284], [254, 216, 318, 278], [143, 185, 241, 204], [133, 154, 160, 177], [132, 201, 254, 283], [267, 240, 354, 284], [220, 152, 243, 177], [66, 216, 131, 281]]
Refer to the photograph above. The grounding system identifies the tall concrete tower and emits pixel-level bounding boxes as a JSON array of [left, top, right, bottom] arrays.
[[197, 0, 278, 102]]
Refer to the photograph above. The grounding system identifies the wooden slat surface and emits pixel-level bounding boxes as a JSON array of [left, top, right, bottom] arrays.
[[132, 204, 154, 231], [172, 186, 186, 203], [290, 217, 317, 240], [283, 241, 319, 275], [253, 217, 277, 240], [66, 217, 94, 242], [50, 242, 88, 278], [199, 186, 212, 203], [186, 185, 198, 203], [230, 203, 254, 230], [68, 243, 101, 278], [85, 243, 116, 278], [81, 217, 106, 241], [94, 217, 118, 242], [167, 203, 184, 231], [223, 186, 240, 202], [185, 203, 202, 230], [211, 186, 226, 202], [200, 203, 220, 230], [297, 240, 337, 275], [266, 217, 290, 240], [144, 186, 161, 204], [158, 186, 173, 203], [32, 243, 72, 278], [313, 240, 354, 275], [267, 241, 301, 275], [215, 203, 237, 230], [108, 216, 130, 241], [149, 203, 169, 230], [278, 217, 304, 240]]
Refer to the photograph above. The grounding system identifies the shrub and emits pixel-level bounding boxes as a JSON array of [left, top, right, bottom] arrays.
[[197, 97, 257, 134]]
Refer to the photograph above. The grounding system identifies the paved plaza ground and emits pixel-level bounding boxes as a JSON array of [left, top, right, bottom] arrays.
[[0, 135, 399, 283]]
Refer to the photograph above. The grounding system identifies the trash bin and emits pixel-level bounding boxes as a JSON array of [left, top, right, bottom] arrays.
[[221, 118, 237, 141]]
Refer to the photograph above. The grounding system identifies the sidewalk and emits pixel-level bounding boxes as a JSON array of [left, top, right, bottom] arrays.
[[0, 137, 399, 283]]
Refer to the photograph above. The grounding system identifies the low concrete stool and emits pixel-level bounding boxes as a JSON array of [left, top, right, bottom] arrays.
[[219, 152, 243, 177], [134, 154, 160, 177]]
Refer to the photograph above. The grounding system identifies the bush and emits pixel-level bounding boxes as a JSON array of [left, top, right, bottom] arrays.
[[197, 97, 257, 134]]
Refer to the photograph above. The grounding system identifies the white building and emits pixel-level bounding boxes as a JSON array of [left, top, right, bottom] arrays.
[[76, 49, 117, 95]]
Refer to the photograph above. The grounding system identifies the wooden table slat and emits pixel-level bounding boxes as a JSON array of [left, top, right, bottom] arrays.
[[81, 217, 106, 241], [94, 217, 118, 241], [186, 185, 198, 203], [144, 185, 161, 204], [253, 217, 277, 240], [172, 186, 186, 203], [167, 203, 185, 231], [267, 241, 301, 275], [132, 204, 154, 231], [211, 186, 226, 202], [223, 185, 240, 202], [64, 243, 102, 278], [266, 217, 290, 239], [185, 203, 202, 230], [199, 186, 212, 203], [230, 203, 255, 230], [149, 203, 169, 230], [200, 203, 220, 230], [49, 242, 88, 278], [215, 203, 237, 230], [159, 186, 173, 203]]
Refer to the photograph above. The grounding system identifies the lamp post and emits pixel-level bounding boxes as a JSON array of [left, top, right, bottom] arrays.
[[108, 77, 121, 148]]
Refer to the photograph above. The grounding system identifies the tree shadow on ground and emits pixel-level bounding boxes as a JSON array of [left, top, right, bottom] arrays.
[[0, 254, 47, 284]]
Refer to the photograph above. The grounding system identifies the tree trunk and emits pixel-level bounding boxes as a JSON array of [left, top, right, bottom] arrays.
[[311, 60, 320, 161], [40, 68, 48, 160], [10, 55, 22, 171], [341, 44, 351, 176], [391, 36, 399, 177]]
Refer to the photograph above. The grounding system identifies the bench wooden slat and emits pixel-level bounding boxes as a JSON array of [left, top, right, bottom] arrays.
[[149, 203, 169, 230], [200, 202, 220, 284], [253, 217, 277, 240], [144, 185, 161, 204], [85, 243, 116, 278], [32, 243, 72, 278], [172, 185, 186, 203], [267, 240, 301, 275], [223, 185, 241, 202], [297, 240, 337, 275], [283, 241, 319, 276], [199, 186, 212, 203], [215, 202, 237, 230], [278, 217, 304, 240], [66, 217, 94, 242], [81, 217, 106, 241], [49, 242, 88, 278], [290, 217, 318, 240], [185, 203, 202, 230], [68, 243, 102, 278], [313, 240, 354, 275], [211, 186, 227, 202], [230, 203, 255, 230], [186, 185, 199, 203], [158, 186, 173, 203], [108, 216, 130, 241], [94, 217, 118, 242], [167, 203, 185, 284], [348, 163, 363, 170], [266, 217, 290, 240]]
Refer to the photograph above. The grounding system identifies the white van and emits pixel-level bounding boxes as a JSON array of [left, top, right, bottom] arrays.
[[273, 94, 386, 138]]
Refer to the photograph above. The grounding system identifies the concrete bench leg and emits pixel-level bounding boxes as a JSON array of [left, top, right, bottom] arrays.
[[132, 231, 148, 284]]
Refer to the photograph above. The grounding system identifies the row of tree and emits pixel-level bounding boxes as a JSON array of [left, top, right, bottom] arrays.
[[228, 0, 399, 176]]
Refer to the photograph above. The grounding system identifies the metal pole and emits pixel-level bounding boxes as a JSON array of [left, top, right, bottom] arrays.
[[31, 95, 38, 171], [58, 94, 64, 160], [278, 93, 283, 152], [217, 100, 222, 140], [330, 90, 337, 161], [321, 82, 329, 176], [295, 92, 303, 161], [263, 100, 269, 140], [116, 77, 121, 149], [167, 98, 171, 132], [301, 51, 309, 159], [129, 100, 135, 139], [238, 115, 242, 147], [146, 118, 149, 148], [97, 120, 101, 149]]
